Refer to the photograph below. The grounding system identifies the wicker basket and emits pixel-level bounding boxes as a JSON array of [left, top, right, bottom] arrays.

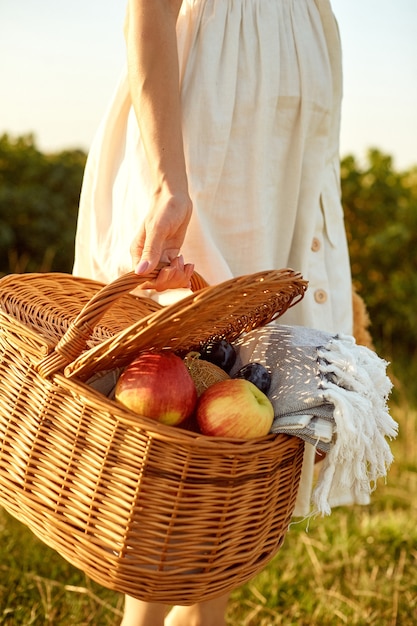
[[0, 268, 307, 604]]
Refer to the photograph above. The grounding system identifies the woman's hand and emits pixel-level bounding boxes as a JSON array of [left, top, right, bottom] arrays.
[[130, 186, 194, 291], [138, 255, 195, 291]]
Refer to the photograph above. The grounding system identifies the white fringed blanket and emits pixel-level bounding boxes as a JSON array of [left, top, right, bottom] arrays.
[[231, 325, 398, 516]]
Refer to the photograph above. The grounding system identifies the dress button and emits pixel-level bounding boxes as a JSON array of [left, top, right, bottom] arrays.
[[314, 289, 328, 304], [311, 237, 321, 252]]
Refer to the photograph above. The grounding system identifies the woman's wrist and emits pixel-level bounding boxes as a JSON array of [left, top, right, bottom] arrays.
[[151, 180, 192, 214]]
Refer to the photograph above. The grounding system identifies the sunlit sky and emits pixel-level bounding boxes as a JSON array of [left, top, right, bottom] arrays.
[[1, 0, 417, 169]]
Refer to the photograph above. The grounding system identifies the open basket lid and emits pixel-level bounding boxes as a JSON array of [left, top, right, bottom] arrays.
[[36, 268, 308, 381]]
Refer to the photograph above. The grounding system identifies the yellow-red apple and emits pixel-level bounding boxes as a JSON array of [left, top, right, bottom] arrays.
[[115, 351, 197, 426], [196, 378, 274, 438]]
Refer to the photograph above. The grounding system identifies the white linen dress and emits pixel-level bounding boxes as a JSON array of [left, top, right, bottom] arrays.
[[73, 0, 355, 516]]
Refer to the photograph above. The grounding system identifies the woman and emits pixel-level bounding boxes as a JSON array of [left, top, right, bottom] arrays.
[[73, 1, 352, 624]]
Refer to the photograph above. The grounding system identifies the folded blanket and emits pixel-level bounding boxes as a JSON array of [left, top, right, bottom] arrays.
[[231, 325, 398, 516]]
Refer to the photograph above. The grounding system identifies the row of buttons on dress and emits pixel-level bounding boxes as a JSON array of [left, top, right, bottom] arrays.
[[311, 237, 328, 304]]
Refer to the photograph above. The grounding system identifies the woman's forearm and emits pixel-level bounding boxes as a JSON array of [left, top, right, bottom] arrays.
[[124, 0, 193, 285], [125, 0, 188, 195]]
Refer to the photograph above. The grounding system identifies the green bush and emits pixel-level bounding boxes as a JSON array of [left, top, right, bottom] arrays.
[[341, 149, 417, 383], [0, 133, 86, 275]]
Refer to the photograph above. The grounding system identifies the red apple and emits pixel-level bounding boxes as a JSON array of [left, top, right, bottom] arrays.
[[115, 351, 197, 426], [196, 378, 274, 439]]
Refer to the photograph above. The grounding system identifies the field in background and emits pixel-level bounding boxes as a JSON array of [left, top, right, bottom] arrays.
[[1, 395, 416, 625]]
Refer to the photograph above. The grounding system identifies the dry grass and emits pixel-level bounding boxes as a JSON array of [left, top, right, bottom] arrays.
[[227, 399, 417, 625]]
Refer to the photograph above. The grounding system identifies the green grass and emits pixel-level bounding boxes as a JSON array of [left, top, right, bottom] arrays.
[[1, 400, 416, 625]]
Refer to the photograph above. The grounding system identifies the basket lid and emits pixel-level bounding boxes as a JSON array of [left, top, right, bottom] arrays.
[[61, 269, 307, 380]]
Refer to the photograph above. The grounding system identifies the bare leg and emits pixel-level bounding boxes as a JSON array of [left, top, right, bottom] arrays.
[[165, 593, 230, 626], [120, 596, 167, 626]]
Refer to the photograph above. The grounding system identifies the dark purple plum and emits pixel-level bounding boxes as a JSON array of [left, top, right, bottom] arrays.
[[233, 362, 272, 394], [200, 339, 237, 373]]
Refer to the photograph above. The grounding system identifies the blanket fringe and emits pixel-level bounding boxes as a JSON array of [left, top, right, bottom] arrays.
[[312, 334, 398, 516]]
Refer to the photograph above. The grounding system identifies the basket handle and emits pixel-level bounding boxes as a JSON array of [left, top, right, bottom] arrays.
[[36, 266, 208, 377]]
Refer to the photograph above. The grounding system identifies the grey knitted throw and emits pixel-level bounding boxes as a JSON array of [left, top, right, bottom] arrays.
[[231, 324, 398, 515]]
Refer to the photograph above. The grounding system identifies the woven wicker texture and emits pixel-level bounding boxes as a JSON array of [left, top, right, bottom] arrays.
[[0, 268, 306, 604]]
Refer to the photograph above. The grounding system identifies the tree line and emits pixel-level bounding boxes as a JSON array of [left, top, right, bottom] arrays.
[[0, 133, 416, 381]]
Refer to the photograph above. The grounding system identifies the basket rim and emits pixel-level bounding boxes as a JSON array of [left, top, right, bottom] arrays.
[[56, 370, 303, 449]]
